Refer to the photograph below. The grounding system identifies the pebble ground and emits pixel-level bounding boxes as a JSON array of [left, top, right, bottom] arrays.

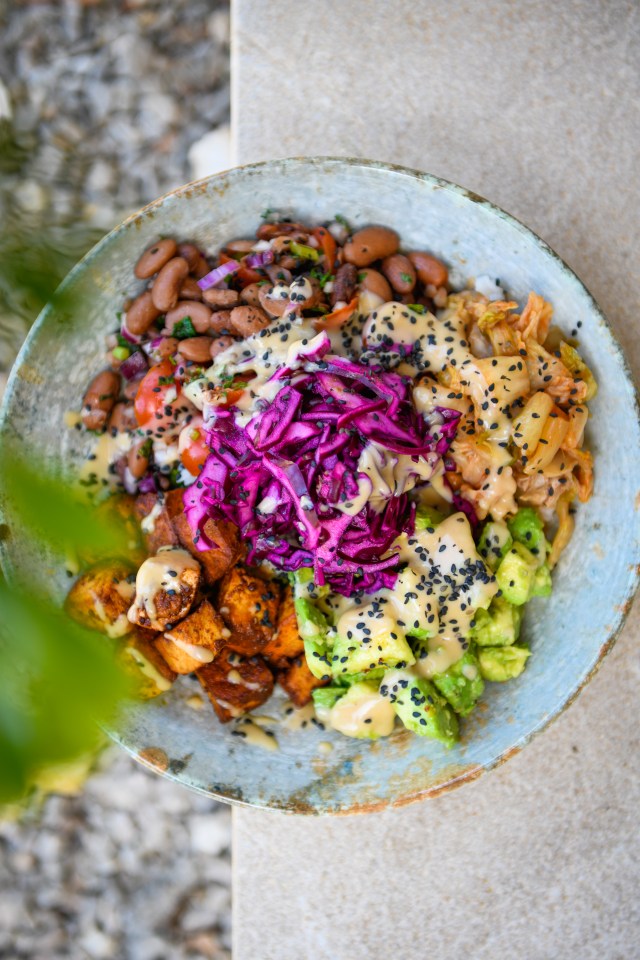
[[0, 3, 233, 957]]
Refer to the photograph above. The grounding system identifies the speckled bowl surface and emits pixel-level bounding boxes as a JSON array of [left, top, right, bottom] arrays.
[[1, 158, 639, 813]]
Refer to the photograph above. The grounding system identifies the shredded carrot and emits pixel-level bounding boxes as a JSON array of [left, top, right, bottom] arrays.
[[313, 295, 359, 331], [313, 227, 337, 270]]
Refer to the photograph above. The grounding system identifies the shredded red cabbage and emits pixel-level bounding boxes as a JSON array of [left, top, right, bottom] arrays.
[[184, 346, 462, 595]]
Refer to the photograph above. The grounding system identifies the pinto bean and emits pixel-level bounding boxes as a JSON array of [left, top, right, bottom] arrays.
[[82, 370, 121, 432], [331, 263, 358, 306], [407, 251, 449, 288], [240, 282, 263, 308], [164, 300, 212, 335], [382, 253, 416, 294], [151, 257, 190, 312], [134, 238, 178, 279], [179, 276, 203, 301], [156, 336, 179, 359], [177, 243, 210, 279], [343, 226, 399, 267], [229, 304, 271, 337], [202, 287, 241, 309], [128, 439, 150, 479], [177, 337, 215, 363], [209, 309, 234, 334], [210, 335, 237, 359], [224, 239, 256, 255], [258, 283, 289, 318], [125, 290, 162, 336], [357, 268, 392, 302], [123, 374, 145, 401], [109, 401, 136, 435], [256, 221, 308, 240]]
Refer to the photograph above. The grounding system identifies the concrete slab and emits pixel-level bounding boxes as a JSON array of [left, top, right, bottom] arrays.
[[231, 2, 640, 957]]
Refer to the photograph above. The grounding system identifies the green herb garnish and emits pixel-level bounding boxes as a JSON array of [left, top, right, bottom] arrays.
[[407, 303, 427, 314], [172, 316, 197, 340]]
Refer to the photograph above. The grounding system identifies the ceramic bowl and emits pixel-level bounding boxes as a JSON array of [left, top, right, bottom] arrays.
[[1, 158, 639, 813]]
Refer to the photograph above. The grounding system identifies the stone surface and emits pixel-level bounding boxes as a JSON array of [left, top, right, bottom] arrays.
[[232, 2, 640, 958]]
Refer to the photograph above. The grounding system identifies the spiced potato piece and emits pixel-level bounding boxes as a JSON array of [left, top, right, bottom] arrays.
[[262, 585, 304, 668], [218, 566, 281, 656], [134, 492, 179, 554], [279, 655, 328, 708], [156, 599, 231, 674], [65, 561, 136, 638], [127, 547, 201, 631], [165, 488, 242, 584], [118, 626, 177, 699], [196, 649, 274, 722]]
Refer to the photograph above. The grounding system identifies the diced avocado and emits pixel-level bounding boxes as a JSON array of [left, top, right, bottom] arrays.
[[312, 686, 345, 723], [496, 542, 537, 605], [415, 505, 446, 531], [338, 667, 386, 686], [529, 564, 552, 598], [477, 645, 531, 682], [382, 669, 459, 747], [477, 520, 513, 570], [470, 597, 522, 647], [508, 508, 550, 563], [323, 681, 396, 739], [331, 628, 415, 679], [294, 598, 332, 680], [289, 567, 329, 601], [432, 649, 484, 717]]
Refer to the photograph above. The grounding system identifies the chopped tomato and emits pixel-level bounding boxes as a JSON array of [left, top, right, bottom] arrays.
[[219, 251, 262, 288], [179, 417, 209, 475], [134, 360, 180, 428], [313, 227, 337, 270]]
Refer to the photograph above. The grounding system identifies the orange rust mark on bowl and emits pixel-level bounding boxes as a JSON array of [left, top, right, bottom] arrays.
[[138, 746, 169, 772], [635, 491, 640, 510]]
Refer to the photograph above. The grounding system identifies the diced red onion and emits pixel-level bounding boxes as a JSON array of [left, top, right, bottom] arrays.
[[119, 350, 149, 381], [138, 472, 157, 493], [123, 466, 138, 495], [197, 260, 241, 291], [120, 320, 142, 344], [244, 249, 275, 269]]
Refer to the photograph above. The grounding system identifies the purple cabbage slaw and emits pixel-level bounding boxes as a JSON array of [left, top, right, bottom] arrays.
[[184, 339, 463, 596]]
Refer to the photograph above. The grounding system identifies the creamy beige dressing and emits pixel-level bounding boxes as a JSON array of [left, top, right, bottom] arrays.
[[161, 633, 214, 664], [328, 687, 396, 738], [80, 429, 132, 487], [227, 669, 264, 692], [128, 547, 200, 629], [186, 694, 205, 710], [233, 717, 279, 751], [346, 441, 438, 514], [282, 701, 316, 731], [125, 647, 173, 692], [64, 410, 81, 428], [317, 741, 333, 755], [140, 501, 163, 535]]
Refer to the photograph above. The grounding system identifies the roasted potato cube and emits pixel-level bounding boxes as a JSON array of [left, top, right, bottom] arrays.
[[196, 649, 274, 722], [65, 561, 136, 637], [155, 599, 231, 674], [279, 655, 328, 708], [165, 489, 242, 584], [262, 585, 304, 667], [118, 627, 177, 699], [218, 566, 281, 656], [128, 547, 201, 631], [134, 492, 178, 554]]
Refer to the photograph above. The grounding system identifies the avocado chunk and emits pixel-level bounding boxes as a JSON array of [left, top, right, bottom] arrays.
[[477, 520, 513, 570], [339, 667, 386, 686], [294, 597, 332, 680], [508, 508, 549, 563], [382, 669, 459, 747], [530, 564, 552, 598], [478, 645, 531, 682], [312, 685, 346, 723], [415, 504, 446, 531], [323, 681, 396, 739], [331, 626, 415, 679], [432, 648, 484, 716], [495, 542, 537, 605], [289, 567, 329, 601], [470, 597, 522, 646]]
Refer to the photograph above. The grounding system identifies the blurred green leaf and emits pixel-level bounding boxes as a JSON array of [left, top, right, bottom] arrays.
[[0, 449, 131, 560]]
